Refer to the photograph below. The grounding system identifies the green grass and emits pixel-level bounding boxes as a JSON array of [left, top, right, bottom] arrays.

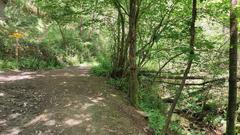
[[0, 57, 63, 71], [90, 55, 112, 77]]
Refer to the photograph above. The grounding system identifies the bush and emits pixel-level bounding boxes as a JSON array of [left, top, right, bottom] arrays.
[[0, 59, 18, 70], [20, 57, 63, 70], [107, 78, 128, 93], [147, 110, 166, 134], [0, 57, 63, 71], [138, 87, 168, 134], [90, 55, 112, 77]]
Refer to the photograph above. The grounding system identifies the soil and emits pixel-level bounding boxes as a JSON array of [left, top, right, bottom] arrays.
[[0, 66, 151, 135]]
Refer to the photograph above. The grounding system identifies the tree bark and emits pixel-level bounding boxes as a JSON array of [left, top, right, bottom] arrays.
[[57, 22, 67, 50], [128, 0, 139, 106], [162, 0, 197, 134], [226, 0, 238, 134], [111, 0, 128, 78]]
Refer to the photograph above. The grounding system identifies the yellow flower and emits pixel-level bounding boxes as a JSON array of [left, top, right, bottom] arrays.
[[10, 32, 24, 39]]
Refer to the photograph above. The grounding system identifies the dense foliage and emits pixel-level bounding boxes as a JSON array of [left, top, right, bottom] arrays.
[[0, 0, 239, 134]]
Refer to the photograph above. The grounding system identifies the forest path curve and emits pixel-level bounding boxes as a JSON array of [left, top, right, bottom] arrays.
[[0, 66, 151, 135]]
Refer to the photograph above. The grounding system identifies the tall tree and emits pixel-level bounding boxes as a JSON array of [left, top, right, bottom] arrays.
[[226, 0, 238, 134], [162, 0, 197, 134], [111, 0, 127, 78], [128, 0, 139, 106]]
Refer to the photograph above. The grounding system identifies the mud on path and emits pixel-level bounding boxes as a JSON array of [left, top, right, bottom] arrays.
[[0, 66, 151, 135]]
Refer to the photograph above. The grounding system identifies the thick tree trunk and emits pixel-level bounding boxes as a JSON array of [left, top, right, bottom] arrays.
[[128, 0, 139, 106], [162, 0, 197, 134], [226, 0, 238, 135]]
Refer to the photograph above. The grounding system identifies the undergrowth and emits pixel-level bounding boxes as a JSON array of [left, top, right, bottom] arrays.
[[91, 59, 180, 134], [138, 87, 168, 134], [0, 57, 63, 71], [90, 55, 112, 77]]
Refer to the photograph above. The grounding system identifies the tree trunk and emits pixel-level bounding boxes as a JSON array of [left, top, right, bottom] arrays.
[[58, 24, 67, 50], [111, 0, 127, 78], [128, 0, 139, 106], [15, 39, 20, 64], [162, 0, 197, 134], [226, 0, 238, 134], [112, 12, 122, 77]]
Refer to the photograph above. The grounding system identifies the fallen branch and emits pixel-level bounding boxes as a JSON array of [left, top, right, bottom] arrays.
[[156, 78, 226, 86]]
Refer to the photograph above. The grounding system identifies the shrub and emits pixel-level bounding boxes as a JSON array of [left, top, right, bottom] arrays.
[[90, 55, 112, 77], [138, 87, 168, 134], [107, 78, 128, 93], [0, 59, 18, 70], [0, 57, 63, 71]]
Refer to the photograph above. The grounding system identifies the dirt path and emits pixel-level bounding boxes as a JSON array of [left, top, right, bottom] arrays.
[[0, 66, 151, 135]]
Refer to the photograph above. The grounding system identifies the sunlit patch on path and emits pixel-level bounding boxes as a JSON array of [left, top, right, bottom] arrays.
[[0, 66, 151, 135]]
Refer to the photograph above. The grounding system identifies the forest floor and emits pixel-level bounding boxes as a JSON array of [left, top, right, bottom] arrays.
[[0, 66, 151, 135]]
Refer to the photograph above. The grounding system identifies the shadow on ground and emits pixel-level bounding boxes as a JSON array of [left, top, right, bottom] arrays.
[[0, 66, 151, 135]]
